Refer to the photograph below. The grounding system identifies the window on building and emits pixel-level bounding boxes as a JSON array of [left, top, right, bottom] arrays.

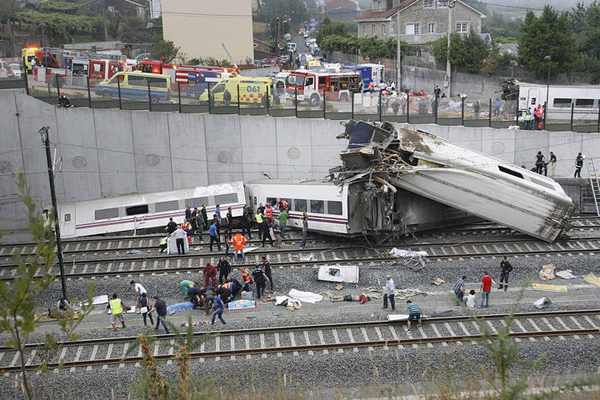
[[424, 0, 435, 8], [414, 23, 420, 35], [362, 24, 366, 36], [214, 193, 238, 205], [382, 24, 386, 35], [575, 99, 595, 108], [553, 98, 572, 108], [456, 22, 468, 33], [155, 200, 180, 212], [428, 23, 435, 33], [125, 205, 148, 216], [438, 0, 449, 8], [327, 201, 343, 215], [372, 24, 375, 35], [95, 208, 119, 220], [310, 200, 325, 214], [294, 199, 307, 212]]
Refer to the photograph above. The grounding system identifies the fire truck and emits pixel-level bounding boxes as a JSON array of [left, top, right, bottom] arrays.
[[285, 70, 360, 107], [136, 60, 239, 99], [31, 48, 125, 87]]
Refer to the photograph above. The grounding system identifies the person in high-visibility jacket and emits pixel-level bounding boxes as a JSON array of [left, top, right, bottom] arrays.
[[107, 293, 127, 331], [230, 233, 247, 262], [241, 268, 253, 292], [255, 210, 265, 241]]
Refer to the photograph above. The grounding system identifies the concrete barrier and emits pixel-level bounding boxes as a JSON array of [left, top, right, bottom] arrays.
[[0, 89, 597, 229]]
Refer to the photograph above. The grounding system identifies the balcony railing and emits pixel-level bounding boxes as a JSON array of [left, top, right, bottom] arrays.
[[397, 33, 445, 44]]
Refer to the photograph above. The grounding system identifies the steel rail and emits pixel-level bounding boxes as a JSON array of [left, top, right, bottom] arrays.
[[2, 326, 598, 373]]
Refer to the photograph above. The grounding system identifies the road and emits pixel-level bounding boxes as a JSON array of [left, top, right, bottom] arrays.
[[292, 34, 310, 54]]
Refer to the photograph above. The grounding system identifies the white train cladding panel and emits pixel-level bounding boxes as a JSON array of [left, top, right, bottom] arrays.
[[58, 182, 245, 238]]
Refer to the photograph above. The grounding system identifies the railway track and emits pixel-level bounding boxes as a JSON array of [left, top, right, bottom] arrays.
[[2, 236, 600, 281], [2, 217, 599, 260], [1, 310, 598, 373]]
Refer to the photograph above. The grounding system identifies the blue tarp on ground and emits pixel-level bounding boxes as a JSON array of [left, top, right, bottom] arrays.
[[167, 302, 194, 314]]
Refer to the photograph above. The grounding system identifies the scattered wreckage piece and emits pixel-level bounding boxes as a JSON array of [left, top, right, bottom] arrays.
[[389, 247, 428, 271], [332, 120, 574, 243], [318, 265, 359, 284]]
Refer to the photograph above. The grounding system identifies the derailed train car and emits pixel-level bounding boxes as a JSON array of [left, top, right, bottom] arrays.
[[332, 120, 574, 242], [246, 179, 473, 236]]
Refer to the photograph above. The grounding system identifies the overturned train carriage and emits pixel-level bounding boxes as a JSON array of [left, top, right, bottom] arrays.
[[333, 120, 574, 242]]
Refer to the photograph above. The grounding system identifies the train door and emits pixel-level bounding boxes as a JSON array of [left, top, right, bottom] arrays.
[[59, 204, 76, 237], [527, 88, 540, 110]]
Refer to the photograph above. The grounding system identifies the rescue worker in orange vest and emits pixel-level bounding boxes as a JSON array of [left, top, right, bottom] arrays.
[[534, 105, 544, 130], [241, 268, 253, 292], [265, 204, 273, 222], [230, 232, 247, 263]]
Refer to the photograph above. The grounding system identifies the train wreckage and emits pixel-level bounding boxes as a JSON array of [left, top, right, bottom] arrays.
[[328, 120, 574, 242]]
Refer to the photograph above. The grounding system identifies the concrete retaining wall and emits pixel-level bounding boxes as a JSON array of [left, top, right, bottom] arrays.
[[0, 89, 598, 229]]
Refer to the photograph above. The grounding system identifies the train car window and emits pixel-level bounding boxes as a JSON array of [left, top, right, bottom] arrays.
[[327, 201, 343, 215], [155, 200, 180, 212], [64, 213, 71, 222], [266, 197, 277, 206], [214, 193, 238, 205], [294, 199, 307, 212], [575, 99, 594, 108], [253, 196, 257, 206], [95, 208, 119, 220], [498, 166, 523, 179], [126, 205, 149, 216], [310, 200, 324, 214], [553, 98, 572, 108], [185, 197, 209, 208]]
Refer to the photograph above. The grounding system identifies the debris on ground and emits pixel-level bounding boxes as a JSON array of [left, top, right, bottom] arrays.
[[430, 308, 452, 317], [532, 283, 568, 292], [334, 284, 344, 291], [539, 264, 557, 280], [241, 292, 254, 300], [394, 288, 428, 299], [330, 294, 371, 303], [127, 249, 144, 254], [288, 289, 323, 303], [320, 291, 335, 298], [180, 321, 208, 327], [556, 270, 577, 279], [533, 297, 552, 309], [228, 300, 257, 311], [318, 265, 359, 283], [389, 248, 428, 272], [431, 277, 445, 286], [275, 296, 302, 311], [583, 273, 600, 287], [167, 302, 194, 314]]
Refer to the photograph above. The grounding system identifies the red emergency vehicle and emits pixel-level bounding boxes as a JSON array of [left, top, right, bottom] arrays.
[[285, 70, 360, 107]]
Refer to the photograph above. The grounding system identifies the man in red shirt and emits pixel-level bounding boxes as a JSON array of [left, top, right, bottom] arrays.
[[203, 262, 217, 288], [480, 272, 492, 308]]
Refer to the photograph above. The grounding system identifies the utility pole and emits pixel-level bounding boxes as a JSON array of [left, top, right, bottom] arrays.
[[39, 127, 67, 301], [396, 11, 402, 91], [443, 0, 456, 95]]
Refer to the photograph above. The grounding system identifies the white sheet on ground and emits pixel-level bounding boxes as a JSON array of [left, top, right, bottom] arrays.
[[288, 289, 323, 303], [387, 314, 409, 321], [389, 248, 428, 258], [318, 265, 359, 283], [556, 270, 577, 279]]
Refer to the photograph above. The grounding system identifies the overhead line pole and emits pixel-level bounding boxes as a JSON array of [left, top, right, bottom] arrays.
[[396, 11, 401, 91], [40, 126, 67, 301]]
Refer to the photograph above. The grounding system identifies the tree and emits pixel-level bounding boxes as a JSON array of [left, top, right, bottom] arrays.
[[256, 0, 308, 38], [482, 12, 523, 41], [316, 16, 348, 43], [0, 0, 19, 22], [432, 30, 490, 73], [568, 2, 600, 60], [151, 40, 180, 63], [0, 174, 93, 400], [518, 6, 574, 77]]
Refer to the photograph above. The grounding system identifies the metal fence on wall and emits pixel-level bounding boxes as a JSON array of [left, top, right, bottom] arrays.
[[2, 74, 600, 133]]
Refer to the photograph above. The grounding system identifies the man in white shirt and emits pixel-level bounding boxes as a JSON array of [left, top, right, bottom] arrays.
[[130, 280, 147, 301], [382, 275, 396, 311], [170, 225, 188, 254]]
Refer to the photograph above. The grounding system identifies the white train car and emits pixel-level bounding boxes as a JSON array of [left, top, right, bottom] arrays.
[[518, 83, 600, 121], [246, 179, 349, 235], [246, 179, 473, 236], [57, 182, 246, 238]]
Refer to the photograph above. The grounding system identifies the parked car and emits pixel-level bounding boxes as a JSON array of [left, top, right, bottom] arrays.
[[260, 57, 282, 66], [9, 63, 21, 78], [284, 33, 292, 42], [0, 61, 16, 80]]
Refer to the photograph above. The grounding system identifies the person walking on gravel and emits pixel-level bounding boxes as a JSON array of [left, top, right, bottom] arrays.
[[261, 256, 274, 290], [130, 280, 147, 302], [480, 272, 492, 308], [382, 275, 395, 311], [151, 296, 170, 334], [405, 300, 422, 331], [107, 293, 127, 331], [211, 294, 226, 325], [138, 293, 154, 327], [453, 276, 467, 305], [217, 256, 232, 284], [203, 262, 217, 288], [498, 256, 513, 291], [209, 220, 221, 252]]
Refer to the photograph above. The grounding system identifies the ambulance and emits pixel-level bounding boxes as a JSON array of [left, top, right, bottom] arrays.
[[200, 76, 273, 107]]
